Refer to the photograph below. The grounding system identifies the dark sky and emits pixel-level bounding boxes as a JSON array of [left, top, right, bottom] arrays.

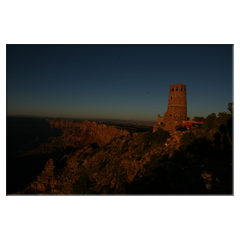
[[6, 44, 233, 121]]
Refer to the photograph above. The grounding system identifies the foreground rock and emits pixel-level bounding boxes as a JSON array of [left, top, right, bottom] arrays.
[[16, 121, 232, 195]]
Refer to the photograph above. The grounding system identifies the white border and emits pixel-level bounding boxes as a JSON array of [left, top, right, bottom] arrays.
[[1, 1, 239, 240]]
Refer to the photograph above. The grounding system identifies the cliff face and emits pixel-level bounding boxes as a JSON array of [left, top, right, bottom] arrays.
[[14, 117, 232, 195], [46, 119, 130, 148], [18, 131, 174, 194], [16, 124, 232, 195]]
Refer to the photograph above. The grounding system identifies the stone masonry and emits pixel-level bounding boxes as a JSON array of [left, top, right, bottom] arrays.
[[163, 83, 187, 128]]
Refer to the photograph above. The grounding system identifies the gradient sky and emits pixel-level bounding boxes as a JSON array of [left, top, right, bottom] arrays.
[[6, 44, 233, 121]]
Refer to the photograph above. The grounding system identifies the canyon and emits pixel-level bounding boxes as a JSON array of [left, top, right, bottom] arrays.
[[7, 116, 233, 195]]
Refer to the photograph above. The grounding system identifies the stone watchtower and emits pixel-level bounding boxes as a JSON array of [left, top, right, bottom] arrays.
[[163, 83, 187, 127]]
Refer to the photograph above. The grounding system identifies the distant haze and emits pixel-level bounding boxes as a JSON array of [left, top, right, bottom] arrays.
[[7, 44, 233, 121]]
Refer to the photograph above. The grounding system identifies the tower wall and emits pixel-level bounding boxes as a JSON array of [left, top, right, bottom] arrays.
[[164, 83, 187, 126]]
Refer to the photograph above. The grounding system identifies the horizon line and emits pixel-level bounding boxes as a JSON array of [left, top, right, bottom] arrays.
[[6, 114, 157, 123]]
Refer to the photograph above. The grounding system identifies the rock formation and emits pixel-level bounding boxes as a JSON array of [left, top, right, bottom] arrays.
[[46, 119, 130, 148], [17, 122, 232, 195], [16, 118, 232, 195]]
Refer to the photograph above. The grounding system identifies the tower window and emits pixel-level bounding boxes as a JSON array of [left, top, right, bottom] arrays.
[[176, 106, 178, 107], [176, 88, 178, 91], [176, 115, 178, 117], [171, 97, 172, 99], [181, 88, 182, 91], [172, 88, 174, 91], [170, 114, 172, 117]]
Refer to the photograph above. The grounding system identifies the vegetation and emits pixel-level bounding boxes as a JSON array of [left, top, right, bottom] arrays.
[[143, 127, 170, 145], [192, 116, 205, 122], [181, 102, 233, 163], [227, 102, 233, 114]]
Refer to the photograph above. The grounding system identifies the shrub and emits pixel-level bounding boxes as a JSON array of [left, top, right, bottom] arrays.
[[140, 127, 170, 148], [175, 124, 183, 130], [203, 113, 217, 131], [155, 128, 170, 144], [192, 116, 205, 122], [180, 132, 195, 145], [90, 142, 99, 150]]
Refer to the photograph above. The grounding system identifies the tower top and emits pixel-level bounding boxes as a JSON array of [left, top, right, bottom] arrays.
[[169, 83, 186, 91]]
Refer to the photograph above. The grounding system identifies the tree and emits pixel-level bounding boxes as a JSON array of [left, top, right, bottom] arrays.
[[214, 112, 231, 129], [227, 102, 233, 114], [192, 116, 205, 122], [203, 113, 216, 131]]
